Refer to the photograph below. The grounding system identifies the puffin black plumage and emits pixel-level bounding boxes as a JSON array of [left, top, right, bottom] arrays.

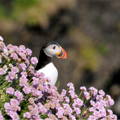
[[35, 42, 67, 85]]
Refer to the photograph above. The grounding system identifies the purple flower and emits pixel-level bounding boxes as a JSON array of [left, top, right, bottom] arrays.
[[0, 111, 4, 120], [56, 107, 64, 118], [19, 45, 26, 53], [14, 90, 24, 102], [32, 77, 39, 85], [69, 115, 76, 120], [4, 102, 11, 110], [89, 87, 98, 96], [7, 44, 17, 52], [73, 98, 83, 107], [69, 90, 77, 99], [23, 86, 32, 94], [63, 103, 73, 115], [10, 53, 19, 60], [61, 89, 67, 97], [80, 86, 87, 91], [73, 107, 81, 115], [8, 111, 20, 120], [10, 98, 20, 106], [23, 112, 31, 118], [83, 91, 90, 100], [19, 63, 27, 71], [0, 41, 5, 50], [37, 103, 48, 114], [106, 95, 115, 106], [19, 75, 28, 87], [6, 87, 15, 95], [26, 48, 32, 56], [11, 66, 19, 73], [99, 90, 105, 96], [64, 96, 70, 103], [18, 52, 26, 60], [8, 71, 16, 80], [31, 57, 38, 65], [0, 68, 6, 75], [0, 36, 4, 41], [67, 82, 75, 91]]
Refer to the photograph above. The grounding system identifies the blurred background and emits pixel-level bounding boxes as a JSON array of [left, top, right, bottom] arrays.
[[0, 0, 120, 118]]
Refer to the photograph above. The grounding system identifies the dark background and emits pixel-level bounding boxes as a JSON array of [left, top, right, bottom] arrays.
[[0, 0, 120, 118]]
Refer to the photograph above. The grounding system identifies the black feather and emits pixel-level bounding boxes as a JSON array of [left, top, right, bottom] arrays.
[[35, 46, 51, 70]]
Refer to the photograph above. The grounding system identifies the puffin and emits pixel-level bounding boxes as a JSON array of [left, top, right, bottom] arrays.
[[35, 42, 68, 85]]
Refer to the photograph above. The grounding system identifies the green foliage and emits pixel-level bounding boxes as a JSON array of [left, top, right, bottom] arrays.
[[97, 43, 109, 55], [13, 0, 39, 8], [0, 5, 6, 18], [40, 114, 48, 119], [19, 100, 29, 119], [0, 81, 10, 114], [0, 0, 39, 20]]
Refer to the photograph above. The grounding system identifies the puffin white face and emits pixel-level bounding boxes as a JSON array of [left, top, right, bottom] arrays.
[[44, 43, 68, 59]]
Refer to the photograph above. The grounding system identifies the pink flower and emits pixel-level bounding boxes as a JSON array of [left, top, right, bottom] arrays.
[[19, 45, 26, 53], [89, 87, 98, 96], [32, 77, 40, 85], [0, 36, 4, 41], [23, 86, 32, 94], [19, 75, 28, 87], [8, 111, 20, 120], [56, 107, 64, 118], [0, 68, 6, 75], [11, 66, 19, 73], [37, 103, 48, 114], [74, 107, 81, 115], [14, 90, 24, 102], [19, 63, 27, 71], [106, 95, 115, 106], [10, 99, 20, 106], [61, 89, 67, 97], [18, 52, 26, 60], [67, 82, 75, 91], [64, 96, 70, 103], [69, 115, 76, 120], [4, 102, 11, 110], [68, 90, 77, 99], [0, 111, 4, 120], [26, 48, 32, 56], [6, 87, 15, 95], [80, 86, 87, 91], [63, 104, 73, 115], [73, 98, 83, 107], [10, 53, 19, 60], [31, 89, 43, 97], [31, 57, 38, 65], [23, 112, 31, 118], [83, 91, 90, 100], [0, 42, 5, 50], [8, 72, 16, 80], [99, 90, 105, 96]]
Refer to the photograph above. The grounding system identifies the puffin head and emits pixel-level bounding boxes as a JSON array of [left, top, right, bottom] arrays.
[[43, 42, 68, 59]]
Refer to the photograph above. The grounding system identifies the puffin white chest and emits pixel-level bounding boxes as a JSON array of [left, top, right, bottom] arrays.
[[37, 62, 58, 85]]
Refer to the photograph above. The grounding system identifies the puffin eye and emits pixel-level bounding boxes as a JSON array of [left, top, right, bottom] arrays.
[[53, 46, 56, 49]]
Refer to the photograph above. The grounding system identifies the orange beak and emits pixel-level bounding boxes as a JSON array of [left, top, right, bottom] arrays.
[[56, 48, 68, 59]]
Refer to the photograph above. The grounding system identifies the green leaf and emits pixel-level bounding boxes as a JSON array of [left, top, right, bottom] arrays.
[[40, 114, 48, 119]]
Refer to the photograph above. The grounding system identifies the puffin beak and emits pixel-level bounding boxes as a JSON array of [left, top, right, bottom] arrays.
[[56, 48, 68, 59]]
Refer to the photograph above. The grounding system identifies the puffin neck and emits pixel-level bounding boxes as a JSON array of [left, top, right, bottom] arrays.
[[35, 48, 52, 70]]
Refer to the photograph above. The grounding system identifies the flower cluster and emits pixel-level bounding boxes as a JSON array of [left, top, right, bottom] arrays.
[[0, 36, 117, 120]]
